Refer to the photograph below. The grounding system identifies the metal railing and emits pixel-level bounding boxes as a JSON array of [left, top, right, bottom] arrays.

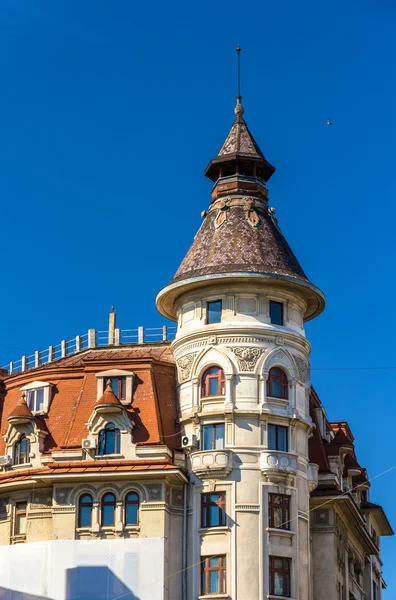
[[2, 325, 176, 376]]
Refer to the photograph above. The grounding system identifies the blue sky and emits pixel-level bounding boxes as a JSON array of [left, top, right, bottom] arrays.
[[0, 0, 395, 591]]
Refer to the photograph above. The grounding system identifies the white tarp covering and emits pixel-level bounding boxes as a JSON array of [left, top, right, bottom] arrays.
[[0, 538, 164, 600]]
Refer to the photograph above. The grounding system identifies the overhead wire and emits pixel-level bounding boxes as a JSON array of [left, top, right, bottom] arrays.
[[111, 460, 396, 598]]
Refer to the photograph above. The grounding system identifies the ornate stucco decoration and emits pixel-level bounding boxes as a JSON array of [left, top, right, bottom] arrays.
[[176, 352, 198, 383], [294, 355, 309, 383], [228, 347, 265, 372]]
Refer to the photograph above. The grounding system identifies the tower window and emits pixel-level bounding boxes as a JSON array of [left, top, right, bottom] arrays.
[[201, 366, 225, 397], [267, 367, 288, 399], [268, 424, 288, 452], [26, 388, 45, 412], [207, 300, 222, 324], [201, 424, 225, 451], [13, 435, 30, 465], [201, 555, 226, 596], [268, 494, 290, 530], [201, 492, 226, 528], [103, 377, 126, 400], [270, 301, 284, 326], [269, 556, 291, 597]]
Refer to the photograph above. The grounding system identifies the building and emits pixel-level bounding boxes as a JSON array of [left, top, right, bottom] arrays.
[[0, 93, 392, 600]]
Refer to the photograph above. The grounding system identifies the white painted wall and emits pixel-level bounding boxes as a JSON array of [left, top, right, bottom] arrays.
[[0, 538, 164, 600]]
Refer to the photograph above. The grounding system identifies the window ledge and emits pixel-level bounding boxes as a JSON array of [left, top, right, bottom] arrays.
[[198, 526, 230, 536], [94, 454, 124, 460], [124, 525, 140, 531], [201, 396, 226, 401], [198, 595, 229, 599], [12, 463, 32, 471], [266, 527, 295, 536], [267, 596, 296, 600], [11, 534, 26, 544]]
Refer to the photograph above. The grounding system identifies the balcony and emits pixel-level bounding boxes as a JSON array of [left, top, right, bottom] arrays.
[[307, 462, 319, 492], [260, 450, 298, 481], [190, 449, 232, 479]]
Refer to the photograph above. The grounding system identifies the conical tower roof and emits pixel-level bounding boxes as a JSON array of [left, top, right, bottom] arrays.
[[157, 98, 325, 322]]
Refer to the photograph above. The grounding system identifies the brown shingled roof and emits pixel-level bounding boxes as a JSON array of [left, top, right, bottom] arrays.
[[172, 205, 308, 284]]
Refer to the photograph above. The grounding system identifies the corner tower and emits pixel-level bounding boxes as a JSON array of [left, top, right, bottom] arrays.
[[157, 89, 325, 600]]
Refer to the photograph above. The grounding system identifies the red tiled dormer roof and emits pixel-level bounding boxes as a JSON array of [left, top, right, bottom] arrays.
[[96, 380, 123, 407], [8, 394, 34, 421]]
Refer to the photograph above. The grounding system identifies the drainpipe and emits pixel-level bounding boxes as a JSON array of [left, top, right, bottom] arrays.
[[182, 483, 188, 600]]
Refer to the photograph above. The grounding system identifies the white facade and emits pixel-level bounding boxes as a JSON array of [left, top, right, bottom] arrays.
[[171, 282, 318, 600]]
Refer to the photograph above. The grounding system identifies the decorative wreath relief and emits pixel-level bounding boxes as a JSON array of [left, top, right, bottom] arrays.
[[176, 352, 198, 383], [244, 198, 261, 227], [214, 201, 229, 229], [229, 347, 264, 372]]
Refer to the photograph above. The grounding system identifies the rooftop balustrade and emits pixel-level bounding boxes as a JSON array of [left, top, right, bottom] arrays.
[[2, 325, 176, 376]]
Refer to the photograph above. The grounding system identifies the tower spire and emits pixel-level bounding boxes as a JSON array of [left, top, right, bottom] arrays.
[[235, 45, 244, 118]]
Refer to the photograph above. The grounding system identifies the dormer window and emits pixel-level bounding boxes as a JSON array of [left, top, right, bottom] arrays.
[[20, 381, 53, 414], [26, 388, 44, 412], [103, 377, 126, 401], [13, 435, 30, 465], [270, 301, 284, 326], [98, 423, 120, 455], [96, 370, 134, 405]]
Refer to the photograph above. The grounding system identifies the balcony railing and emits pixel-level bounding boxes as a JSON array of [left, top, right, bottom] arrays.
[[190, 449, 232, 479], [260, 450, 298, 478], [1, 325, 176, 376]]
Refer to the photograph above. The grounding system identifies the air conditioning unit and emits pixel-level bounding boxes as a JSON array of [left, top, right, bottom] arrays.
[[182, 435, 197, 449], [82, 438, 97, 450], [0, 455, 12, 466]]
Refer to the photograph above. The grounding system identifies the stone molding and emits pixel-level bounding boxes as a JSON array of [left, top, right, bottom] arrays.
[[228, 347, 265, 372]]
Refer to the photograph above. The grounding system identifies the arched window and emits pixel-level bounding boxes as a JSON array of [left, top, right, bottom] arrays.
[[78, 494, 93, 528], [98, 423, 120, 455], [267, 367, 288, 399], [101, 492, 116, 526], [13, 436, 30, 465], [201, 367, 225, 398], [125, 492, 139, 525]]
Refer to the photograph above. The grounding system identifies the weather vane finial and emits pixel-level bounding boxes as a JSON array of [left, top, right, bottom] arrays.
[[235, 45, 244, 117]]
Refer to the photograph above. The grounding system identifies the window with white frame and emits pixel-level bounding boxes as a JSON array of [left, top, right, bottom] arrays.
[[20, 381, 53, 414]]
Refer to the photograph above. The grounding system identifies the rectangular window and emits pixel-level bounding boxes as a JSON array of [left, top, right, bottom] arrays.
[[26, 388, 45, 412], [103, 377, 126, 400], [201, 555, 226, 595], [270, 301, 284, 326], [207, 300, 222, 324], [268, 425, 288, 452], [201, 492, 226, 528], [269, 556, 291, 597], [201, 424, 225, 451], [268, 494, 290, 530], [15, 501, 27, 535], [373, 581, 379, 600]]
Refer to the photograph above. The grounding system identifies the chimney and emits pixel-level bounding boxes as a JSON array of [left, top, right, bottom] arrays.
[[108, 307, 116, 346]]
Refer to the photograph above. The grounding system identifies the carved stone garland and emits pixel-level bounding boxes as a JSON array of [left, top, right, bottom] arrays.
[[229, 347, 265, 372]]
